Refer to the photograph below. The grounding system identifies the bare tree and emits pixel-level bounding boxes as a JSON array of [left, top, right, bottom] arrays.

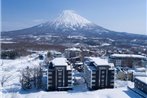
[[33, 67, 37, 88], [20, 65, 43, 90], [36, 66, 43, 89], [0, 73, 12, 87], [33, 66, 43, 89], [0, 60, 3, 66], [20, 66, 32, 90]]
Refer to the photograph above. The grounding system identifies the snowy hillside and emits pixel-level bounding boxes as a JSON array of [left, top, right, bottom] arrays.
[[0, 52, 144, 98]]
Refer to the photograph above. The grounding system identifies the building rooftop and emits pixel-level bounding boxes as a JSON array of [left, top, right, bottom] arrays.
[[65, 47, 81, 52], [51, 57, 71, 70], [110, 54, 147, 59], [86, 57, 114, 67], [135, 76, 147, 84], [50, 50, 62, 55]]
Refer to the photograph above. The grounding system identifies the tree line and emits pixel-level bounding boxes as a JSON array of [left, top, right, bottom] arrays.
[[1, 50, 19, 59]]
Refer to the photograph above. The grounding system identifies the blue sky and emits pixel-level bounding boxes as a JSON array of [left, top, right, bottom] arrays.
[[1, 0, 146, 35]]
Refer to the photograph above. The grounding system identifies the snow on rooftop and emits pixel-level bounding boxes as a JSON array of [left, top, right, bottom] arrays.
[[50, 50, 62, 55], [65, 47, 81, 52], [52, 57, 68, 66], [75, 62, 83, 65], [52, 57, 71, 70], [110, 54, 147, 59], [88, 57, 114, 67], [135, 76, 147, 84], [135, 67, 146, 72], [134, 72, 147, 77]]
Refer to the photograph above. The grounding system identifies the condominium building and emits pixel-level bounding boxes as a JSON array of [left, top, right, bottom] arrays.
[[64, 47, 82, 63], [109, 54, 147, 68], [47, 57, 73, 91], [134, 76, 147, 94], [84, 57, 114, 90]]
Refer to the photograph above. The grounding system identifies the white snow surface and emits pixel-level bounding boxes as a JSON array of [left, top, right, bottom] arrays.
[[135, 76, 147, 84], [52, 57, 68, 66], [111, 54, 147, 59], [86, 57, 114, 67], [36, 10, 110, 33], [1, 87, 142, 98], [53, 10, 93, 28], [51, 57, 71, 70], [65, 47, 81, 52], [0, 53, 143, 98]]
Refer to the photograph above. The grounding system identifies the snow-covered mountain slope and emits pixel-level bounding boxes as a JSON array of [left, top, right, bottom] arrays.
[[38, 10, 94, 28], [52, 10, 92, 28], [1, 10, 110, 36], [35, 10, 109, 33], [2, 10, 147, 40]]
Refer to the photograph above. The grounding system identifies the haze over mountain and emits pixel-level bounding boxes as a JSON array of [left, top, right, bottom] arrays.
[[1, 10, 147, 40]]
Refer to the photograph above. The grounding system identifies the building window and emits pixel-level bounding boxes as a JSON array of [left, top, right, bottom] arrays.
[[92, 71, 96, 74], [58, 72, 62, 75], [116, 60, 121, 66], [101, 71, 105, 74], [58, 80, 62, 82], [99, 67, 106, 70], [48, 72, 52, 74], [101, 79, 104, 81], [48, 85, 52, 87], [92, 80, 96, 82], [68, 80, 72, 82], [68, 83, 72, 86], [101, 75, 105, 78], [110, 83, 114, 86], [92, 83, 95, 86], [48, 76, 52, 79], [101, 83, 104, 86], [58, 76, 62, 79], [58, 83, 62, 87]]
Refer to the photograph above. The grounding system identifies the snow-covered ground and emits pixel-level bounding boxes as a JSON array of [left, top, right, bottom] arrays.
[[0, 53, 145, 98], [1, 87, 143, 98]]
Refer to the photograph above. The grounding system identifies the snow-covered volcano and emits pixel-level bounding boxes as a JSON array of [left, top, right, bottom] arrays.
[[2, 10, 147, 40], [2, 10, 111, 37], [34, 10, 109, 35], [52, 10, 92, 28]]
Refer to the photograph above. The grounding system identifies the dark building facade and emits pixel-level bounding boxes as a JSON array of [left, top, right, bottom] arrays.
[[109, 54, 147, 68], [84, 57, 114, 90], [47, 57, 72, 91], [64, 47, 82, 63], [134, 77, 147, 94]]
